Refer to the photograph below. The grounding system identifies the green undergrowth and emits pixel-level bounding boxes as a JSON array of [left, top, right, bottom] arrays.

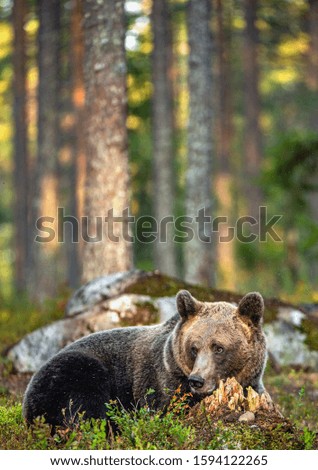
[[0, 370, 317, 450], [265, 368, 318, 432], [0, 401, 312, 451]]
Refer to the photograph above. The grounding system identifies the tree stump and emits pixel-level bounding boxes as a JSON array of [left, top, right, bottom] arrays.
[[189, 377, 286, 429]]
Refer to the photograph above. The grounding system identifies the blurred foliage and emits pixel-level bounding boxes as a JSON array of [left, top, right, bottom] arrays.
[[0, 18, 13, 235], [260, 132, 318, 289], [235, 135, 318, 294], [126, 9, 153, 269], [263, 132, 318, 211], [0, 0, 318, 300]]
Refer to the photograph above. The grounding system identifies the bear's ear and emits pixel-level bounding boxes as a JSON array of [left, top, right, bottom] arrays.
[[238, 292, 264, 325], [176, 290, 201, 319]]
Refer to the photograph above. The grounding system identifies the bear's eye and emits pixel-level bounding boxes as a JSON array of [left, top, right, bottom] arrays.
[[213, 345, 224, 355], [191, 346, 198, 358]]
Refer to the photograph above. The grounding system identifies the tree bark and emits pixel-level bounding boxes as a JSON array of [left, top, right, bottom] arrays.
[[12, 0, 29, 293], [82, 0, 132, 282], [184, 0, 214, 286], [307, 0, 318, 283], [243, 0, 263, 224], [71, 0, 86, 225], [308, 0, 318, 114], [215, 0, 236, 290], [64, 0, 86, 288], [151, 0, 177, 278], [28, 0, 60, 301]]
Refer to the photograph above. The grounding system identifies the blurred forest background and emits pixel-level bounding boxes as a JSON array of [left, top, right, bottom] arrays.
[[2, 0, 318, 305]]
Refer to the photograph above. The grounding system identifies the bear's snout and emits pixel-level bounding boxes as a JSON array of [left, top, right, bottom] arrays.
[[188, 375, 205, 390]]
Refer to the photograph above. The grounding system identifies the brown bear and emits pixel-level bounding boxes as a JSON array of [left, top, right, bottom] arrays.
[[23, 290, 267, 428]]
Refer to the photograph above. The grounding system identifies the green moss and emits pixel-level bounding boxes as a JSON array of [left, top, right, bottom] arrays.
[[299, 318, 318, 351], [123, 272, 288, 324], [263, 305, 279, 323], [124, 272, 240, 303], [123, 273, 191, 297], [135, 301, 160, 323], [202, 422, 303, 450], [119, 300, 160, 327]]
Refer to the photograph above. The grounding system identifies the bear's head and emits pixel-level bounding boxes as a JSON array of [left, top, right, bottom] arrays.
[[173, 290, 267, 397]]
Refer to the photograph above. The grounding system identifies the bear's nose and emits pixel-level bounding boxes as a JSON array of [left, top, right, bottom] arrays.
[[188, 375, 205, 389]]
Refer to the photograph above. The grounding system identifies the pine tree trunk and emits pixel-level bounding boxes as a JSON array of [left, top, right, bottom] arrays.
[[243, 0, 263, 224], [215, 0, 235, 289], [308, 0, 318, 122], [28, 0, 60, 301], [184, 0, 214, 286], [151, 0, 177, 278], [13, 0, 29, 293], [307, 0, 318, 283], [65, 0, 86, 288], [71, 0, 86, 225], [82, 0, 132, 282]]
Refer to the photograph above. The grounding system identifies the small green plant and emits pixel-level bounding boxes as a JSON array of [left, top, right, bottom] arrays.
[[302, 426, 316, 450], [105, 388, 195, 449], [53, 418, 111, 450], [298, 386, 305, 400], [288, 386, 313, 428], [29, 416, 54, 450]]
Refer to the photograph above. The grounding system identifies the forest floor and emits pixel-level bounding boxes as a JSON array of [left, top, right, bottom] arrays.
[[0, 360, 317, 450]]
